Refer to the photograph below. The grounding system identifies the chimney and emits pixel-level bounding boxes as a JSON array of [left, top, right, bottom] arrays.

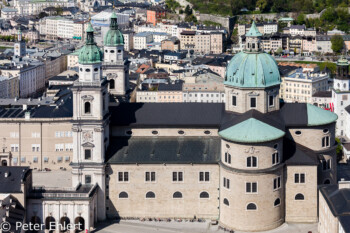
[[23, 104, 27, 110], [25, 111, 30, 120], [4, 172, 9, 178], [338, 179, 350, 189]]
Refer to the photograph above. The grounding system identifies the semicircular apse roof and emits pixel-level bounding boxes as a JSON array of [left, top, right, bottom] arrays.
[[219, 118, 285, 143]]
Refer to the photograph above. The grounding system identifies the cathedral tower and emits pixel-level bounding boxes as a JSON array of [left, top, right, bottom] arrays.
[[71, 23, 109, 221], [103, 12, 129, 96]]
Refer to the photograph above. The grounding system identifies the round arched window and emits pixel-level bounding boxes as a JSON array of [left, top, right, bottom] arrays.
[[226, 144, 230, 149], [152, 130, 158, 135], [80, 68, 83, 71], [85, 68, 91, 72], [323, 129, 329, 134], [94, 67, 98, 72], [105, 50, 108, 53]]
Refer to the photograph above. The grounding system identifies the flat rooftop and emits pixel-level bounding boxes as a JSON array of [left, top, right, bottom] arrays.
[[32, 170, 72, 188]]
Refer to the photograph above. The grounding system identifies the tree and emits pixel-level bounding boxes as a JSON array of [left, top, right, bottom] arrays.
[[184, 5, 192, 15], [231, 28, 239, 44], [331, 35, 344, 54], [38, 12, 48, 19], [296, 13, 306, 25], [276, 47, 283, 55], [335, 138, 343, 161], [256, 0, 268, 12]]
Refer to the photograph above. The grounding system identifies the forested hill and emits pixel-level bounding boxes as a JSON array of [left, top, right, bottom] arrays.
[[187, 0, 349, 17]]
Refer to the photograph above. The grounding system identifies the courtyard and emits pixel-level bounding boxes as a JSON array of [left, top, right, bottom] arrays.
[[93, 220, 318, 233]]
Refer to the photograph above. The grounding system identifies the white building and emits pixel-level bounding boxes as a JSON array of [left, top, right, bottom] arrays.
[[289, 25, 306, 35], [122, 31, 134, 51], [332, 57, 350, 137], [40, 16, 88, 40], [1, 8, 18, 19], [14, 0, 72, 16], [280, 68, 329, 103], [263, 23, 278, 35]]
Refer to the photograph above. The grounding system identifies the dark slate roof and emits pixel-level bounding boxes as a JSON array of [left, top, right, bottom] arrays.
[[320, 185, 350, 218], [283, 139, 319, 165], [345, 105, 350, 114], [280, 103, 308, 127], [313, 91, 332, 98], [109, 103, 225, 127], [343, 143, 350, 151], [158, 83, 183, 91], [0, 167, 30, 193], [107, 136, 220, 164], [219, 109, 284, 132], [339, 216, 350, 233]]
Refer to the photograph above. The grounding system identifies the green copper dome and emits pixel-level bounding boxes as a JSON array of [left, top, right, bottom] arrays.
[[307, 104, 338, 126], [246, 21, 262, 37], [337, 56, 349, 66], [104, 12, 124, 46], [224, 51, 281, 88], [78, 23, 103, 64], [219, 118, 285, 143]]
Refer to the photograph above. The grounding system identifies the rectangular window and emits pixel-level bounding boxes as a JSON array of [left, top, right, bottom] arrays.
[[322, 136, 330, 148], [44, 157, 48, 163], [272, 152, 279, 165], [85, 149, 91, 160], [322, 159, 331, 170], [232, 96, 237, 106], [118, 172, 129, 182], [225, 152, 231, 164], [246, 182, 258, 193], [32, 144, 40, 152], [21, 157, 26, 163], [223, 177, 230, 189], [273, 176, 281, 190], [199, 172, 210, 182], [269, 95, 274, 106], [294, 173, 305, 183], [145, 172, 156, 182], [33, 157, 38, 163], [57, 156, 63, 162], [85, 175, 91, 184], [65, 156, 70, 162], [172, 171, 183, 182], [250, 97, 256, 108], [11, 144, 19, 152]]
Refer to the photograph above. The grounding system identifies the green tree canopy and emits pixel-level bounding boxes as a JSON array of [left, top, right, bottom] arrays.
[[331, 35, 344, 54]]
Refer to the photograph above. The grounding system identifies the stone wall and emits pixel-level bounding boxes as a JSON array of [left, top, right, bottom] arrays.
[[107, 164, 220, 219]]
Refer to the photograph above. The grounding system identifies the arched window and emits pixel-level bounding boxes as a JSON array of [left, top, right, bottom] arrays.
[[119, 191, 128, 198], [247, 203, 257, 210], [173, 191, 182, 198], [84, 102, 91, 114], [110, 79, 115, 89], [274, 198, 281, 206], [199, 191, 209, 198], [247, 156, 257, 167], [110, 50, 115, 53], [85, 68, 90, 72], [324, 179, 331, 184], [295, 193, 304, 200], [94, 67, 98, 72], [146, 191, 155, 198], [223, 198, 229, 206]]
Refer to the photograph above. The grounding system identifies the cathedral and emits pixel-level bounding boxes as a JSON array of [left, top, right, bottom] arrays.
[[0, 19, 339, 232]]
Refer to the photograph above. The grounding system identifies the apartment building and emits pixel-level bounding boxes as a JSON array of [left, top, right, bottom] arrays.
[[133, 32, 170, 50], [210, 32, 224, 54], [0, 76, 19, 98], [146, 6, 166, 26], [180, 31, 196, 50], [280, 68, 329, 103], [40, 16, 88, 40], [182, 82, 225, 103], [122, 31, 134, 51], [0, 63, 45, 98], [195, 33, 211, 54]]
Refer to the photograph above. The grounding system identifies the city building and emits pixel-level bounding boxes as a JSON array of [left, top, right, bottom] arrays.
[[1, 7, 18, 19], [0, 20, 339, 233], [146, 6, 166, 26], [332, 57, 350, 137], [280, 68, 329, 103]]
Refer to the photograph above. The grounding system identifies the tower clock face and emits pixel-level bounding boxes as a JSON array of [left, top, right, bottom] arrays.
[[82, 130, 93, 143]]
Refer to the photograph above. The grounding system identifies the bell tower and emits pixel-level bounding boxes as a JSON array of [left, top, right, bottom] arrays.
[[102, 12, 129, 97], [14, 28, 26, 57], [71, 23, 109, 221]]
